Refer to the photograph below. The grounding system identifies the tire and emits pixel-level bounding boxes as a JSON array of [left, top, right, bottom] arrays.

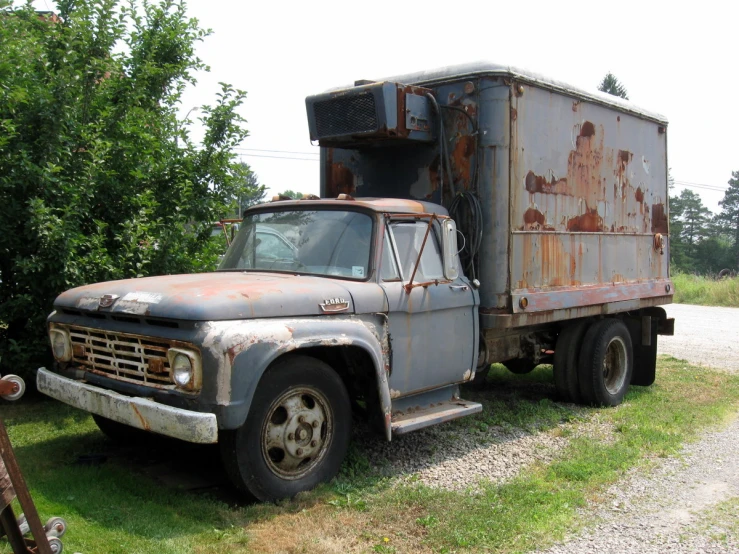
[[220, 355, 351, 502], [92, 414, 151, 444], [502, 359, 537, 375], [553, 320, 589, 403], [578, 319, 633, 407], [465, 365, 490, 389]]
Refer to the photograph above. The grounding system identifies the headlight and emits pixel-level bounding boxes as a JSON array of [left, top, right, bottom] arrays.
[[49, 328, 72, 362], [172, 354, 193, 386], [167, 348, 201, 391]]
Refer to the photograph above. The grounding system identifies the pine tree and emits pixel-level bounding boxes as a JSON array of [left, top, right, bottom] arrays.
[[717, 171, 739, 268], [598, 73, 629, 100]]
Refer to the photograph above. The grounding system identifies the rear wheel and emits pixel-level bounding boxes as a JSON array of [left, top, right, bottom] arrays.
[[220, 355, 351, 502], [553, 320, 589, 403], [578, 319, 633, 406]]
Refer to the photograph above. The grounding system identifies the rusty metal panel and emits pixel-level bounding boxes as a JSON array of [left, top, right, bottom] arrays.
[[508, 83, 669, 307]]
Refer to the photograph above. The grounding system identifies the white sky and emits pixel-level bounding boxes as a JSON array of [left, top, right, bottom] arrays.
[[32, 0, 738, 213]]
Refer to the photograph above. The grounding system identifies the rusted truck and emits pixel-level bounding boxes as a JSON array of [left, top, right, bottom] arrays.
[[37, 62, 674, 501]]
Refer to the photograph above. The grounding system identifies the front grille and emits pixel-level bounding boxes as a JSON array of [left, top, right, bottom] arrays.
[[313, 92, 378, 138], [69, 326, 175, 389]]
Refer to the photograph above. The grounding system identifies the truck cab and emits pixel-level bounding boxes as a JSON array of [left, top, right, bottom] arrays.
[[38, 197, 482, 501]]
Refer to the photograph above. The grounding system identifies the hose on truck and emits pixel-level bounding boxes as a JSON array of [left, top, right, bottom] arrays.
[[426, 93, 484, 281]]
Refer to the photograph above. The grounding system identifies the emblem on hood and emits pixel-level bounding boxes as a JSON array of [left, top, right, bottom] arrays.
[[98, 294, 119, 309], [320, 297, 349, 313]]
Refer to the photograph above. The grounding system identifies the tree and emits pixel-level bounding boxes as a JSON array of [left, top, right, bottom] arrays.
[[669, 189, 711, 271], [0, 0, 262, 376], [598, 72, 629, 100], [717, 171, 739, 269], [676, 190, 710, 257], [278, 190, 303, 199]]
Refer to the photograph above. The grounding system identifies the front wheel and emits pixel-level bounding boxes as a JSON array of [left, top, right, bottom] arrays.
[[220, 355, 351, 502]]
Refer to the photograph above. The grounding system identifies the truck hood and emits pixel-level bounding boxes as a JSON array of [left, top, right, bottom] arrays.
[[54, 272, 380, 321]]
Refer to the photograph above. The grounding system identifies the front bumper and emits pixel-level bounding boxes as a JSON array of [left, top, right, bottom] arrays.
[[37, 368, 218, 444]]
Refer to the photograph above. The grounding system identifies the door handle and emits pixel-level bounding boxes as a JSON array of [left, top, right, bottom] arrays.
[[449, 285, 469, 292]]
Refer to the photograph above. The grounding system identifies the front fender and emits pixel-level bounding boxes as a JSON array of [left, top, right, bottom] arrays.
[[199, 315, 391, 437]]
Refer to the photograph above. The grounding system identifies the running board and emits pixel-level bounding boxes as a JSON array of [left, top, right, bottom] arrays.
[[391, 399, 482, 436]]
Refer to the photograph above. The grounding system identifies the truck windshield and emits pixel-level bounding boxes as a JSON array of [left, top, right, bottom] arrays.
[[218, 209, 373, 279]]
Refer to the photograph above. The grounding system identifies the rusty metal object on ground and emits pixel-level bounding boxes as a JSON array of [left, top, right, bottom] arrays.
[[0, 375, 25, 402], [0, 420, 55, 554]]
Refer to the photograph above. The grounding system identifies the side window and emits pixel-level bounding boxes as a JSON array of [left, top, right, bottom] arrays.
[[389, 221, 444, 282], [380, 230, 400, 281]]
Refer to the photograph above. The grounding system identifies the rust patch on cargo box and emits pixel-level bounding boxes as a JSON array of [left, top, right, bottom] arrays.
[[525, 171, 569, 195], [651, 203, 668, 233], [522, 208, 554, 231], [539, 234, 579, 287], [325, 148, 356, 197], [635, 187, 644, 203], [451, 135, 475, 189], [330, 163, 355, 195], [429, 154, 440, 197], [567, 208, 604, 232], [566, 121, 604, 204], [580, 121, 595, 137]]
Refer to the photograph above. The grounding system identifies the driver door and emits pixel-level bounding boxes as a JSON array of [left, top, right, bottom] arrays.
[[380, 218, 478, 397]]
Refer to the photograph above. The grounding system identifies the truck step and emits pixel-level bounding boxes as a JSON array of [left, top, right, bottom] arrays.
[[391, 399, 482, 436]]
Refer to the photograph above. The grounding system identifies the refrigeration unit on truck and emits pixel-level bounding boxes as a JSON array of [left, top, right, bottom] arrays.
[[37, 62, 674, 501]]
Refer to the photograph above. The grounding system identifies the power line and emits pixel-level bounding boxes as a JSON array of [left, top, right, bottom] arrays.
[[235, 147, 319, 157], [673, 181, 726, 193], [238, 153, 319, 162]]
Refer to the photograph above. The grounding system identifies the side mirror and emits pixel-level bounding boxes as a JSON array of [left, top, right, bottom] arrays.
[[441, 219, 459, 280]]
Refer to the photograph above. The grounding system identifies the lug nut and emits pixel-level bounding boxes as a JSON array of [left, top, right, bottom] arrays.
[[312, 420, 319, 428], [296, 448, 303, 456], [288, 433, 294, 440], [298, 415, 305, 423], [311, 440, 317, 447]]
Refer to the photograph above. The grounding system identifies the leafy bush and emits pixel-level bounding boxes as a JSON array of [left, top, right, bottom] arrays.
[[0, 0, 262, 377]]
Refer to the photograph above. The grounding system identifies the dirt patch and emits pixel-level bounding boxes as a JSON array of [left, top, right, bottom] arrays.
[[246, 503, 434, 554]]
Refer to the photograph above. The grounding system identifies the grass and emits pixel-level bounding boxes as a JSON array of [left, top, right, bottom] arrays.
[[2, 357, 739, 553], [673, 273, 739, 307], [692, 496, 739, 547]]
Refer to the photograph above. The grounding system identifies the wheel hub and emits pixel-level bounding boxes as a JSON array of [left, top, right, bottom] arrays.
[[603, 336, 627, 395], [262, 387, 331, 480]]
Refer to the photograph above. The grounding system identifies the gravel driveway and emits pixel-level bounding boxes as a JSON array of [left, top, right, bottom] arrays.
[[659, 303, 739, 372]]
